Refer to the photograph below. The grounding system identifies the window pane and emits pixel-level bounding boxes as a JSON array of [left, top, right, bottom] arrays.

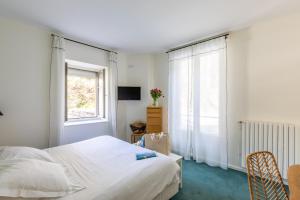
[[67, 68, 97, 119], [198, 52, 219, 135]]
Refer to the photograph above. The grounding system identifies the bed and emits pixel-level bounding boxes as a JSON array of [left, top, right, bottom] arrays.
[[1, 136, 180, 200]]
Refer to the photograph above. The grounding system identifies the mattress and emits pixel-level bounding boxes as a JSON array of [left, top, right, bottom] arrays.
[[0, 136, 179, 200]]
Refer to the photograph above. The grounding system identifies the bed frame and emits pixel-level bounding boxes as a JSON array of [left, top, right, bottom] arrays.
[[153, 181, 179, 200]]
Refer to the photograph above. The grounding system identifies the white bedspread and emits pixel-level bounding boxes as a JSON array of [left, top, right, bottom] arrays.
[[42, 136, 179, 200]]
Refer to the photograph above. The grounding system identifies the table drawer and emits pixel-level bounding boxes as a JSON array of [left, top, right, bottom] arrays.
[[148, 117, 161, 125], [147, 106, 162, 133], [148, 113, 161, 118], [147, 108, 162, 113], [147, 125, 162, 132]]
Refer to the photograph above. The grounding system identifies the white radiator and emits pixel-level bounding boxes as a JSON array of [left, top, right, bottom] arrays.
[[241, 121, 296, 179]]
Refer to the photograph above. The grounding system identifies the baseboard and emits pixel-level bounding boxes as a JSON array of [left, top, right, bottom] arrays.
[[228, 164, 289, 185], [228, 164, 246, 173]]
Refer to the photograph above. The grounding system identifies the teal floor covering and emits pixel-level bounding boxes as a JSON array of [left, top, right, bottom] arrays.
[[171, 160, 250, 200]]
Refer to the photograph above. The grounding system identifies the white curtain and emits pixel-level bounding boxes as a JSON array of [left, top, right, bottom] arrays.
[[49, 35, 65, 147], [168, 37, 228, 169], [108, 52, 118, 138]]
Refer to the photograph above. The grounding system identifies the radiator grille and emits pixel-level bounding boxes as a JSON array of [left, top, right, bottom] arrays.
[[241, 121, 296, 179]]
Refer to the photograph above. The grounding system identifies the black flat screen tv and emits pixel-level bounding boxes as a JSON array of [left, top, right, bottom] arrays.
[[118, 86, 141, 100]]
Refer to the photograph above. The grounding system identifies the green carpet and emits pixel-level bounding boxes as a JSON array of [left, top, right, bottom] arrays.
[[171, 160, 250, 200]]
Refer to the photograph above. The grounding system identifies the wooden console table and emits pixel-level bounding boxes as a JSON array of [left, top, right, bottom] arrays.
[[131, 131, 145, 143], [147, 106, 162, 133]]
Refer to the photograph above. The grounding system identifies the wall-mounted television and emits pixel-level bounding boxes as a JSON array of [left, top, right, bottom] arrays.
[[118, 86, 141, 100]]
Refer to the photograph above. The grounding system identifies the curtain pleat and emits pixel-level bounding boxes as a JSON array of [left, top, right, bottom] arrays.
[[168, 37, 228, 169], [108, 52, 118, 138], [49, 36, 65, 147]]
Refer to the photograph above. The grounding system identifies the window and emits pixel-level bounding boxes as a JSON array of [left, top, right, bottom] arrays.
[[65, 60, 106, 121], [168, 37, 227, 168]]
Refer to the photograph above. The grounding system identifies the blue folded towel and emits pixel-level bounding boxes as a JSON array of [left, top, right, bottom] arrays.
[[136, 152, 157, 160]]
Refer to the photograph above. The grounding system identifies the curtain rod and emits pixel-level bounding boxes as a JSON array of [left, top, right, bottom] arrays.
[[51, 33, 118, 54], [166, 33, 229, 53]]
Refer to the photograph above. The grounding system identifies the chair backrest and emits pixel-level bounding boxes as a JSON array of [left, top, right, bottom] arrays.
[[246, 151, 289, 200]]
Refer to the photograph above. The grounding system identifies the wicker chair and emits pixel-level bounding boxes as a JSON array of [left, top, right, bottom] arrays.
[[246, 151, 289, 200]]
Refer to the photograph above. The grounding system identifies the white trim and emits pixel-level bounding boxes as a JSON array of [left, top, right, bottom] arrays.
[[228, 164, 246, 173], [228, 164, 289, 185], [65, 60, 108, 122], [64, 118, 108, 126], [66, 59, 106, 72]]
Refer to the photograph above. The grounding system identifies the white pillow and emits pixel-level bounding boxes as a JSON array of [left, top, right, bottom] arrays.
[[0, 146, 55, 162], [0, 159, 85, 198]]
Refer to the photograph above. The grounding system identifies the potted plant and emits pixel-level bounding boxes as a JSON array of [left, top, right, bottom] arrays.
[[150, 88, 163, 106]]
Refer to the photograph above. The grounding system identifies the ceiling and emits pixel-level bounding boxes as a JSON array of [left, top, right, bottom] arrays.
[[0, 0, 299, 53]]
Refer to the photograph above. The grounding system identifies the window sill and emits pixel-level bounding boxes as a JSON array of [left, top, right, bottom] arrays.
[[64, 118, 108, 127]]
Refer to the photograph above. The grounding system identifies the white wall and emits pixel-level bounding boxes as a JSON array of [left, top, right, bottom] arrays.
[[228, 11, 300, 167], [62, 40, 113, 144], [116, 53, 129, 141], [153, 54, 169, 132], [153, 11, 300, 169], [115, 53, 168, 142], [0, 16, 157, 147], [63, 42, 160, 144], [2, 11, 300, 167], [123, 54, 154, 141], [0, 17, 133, 147], [244, 13, 300, 122], [62, 122, 112, 144], [226, 30, 250, 168], [0, 18, 51, 148]]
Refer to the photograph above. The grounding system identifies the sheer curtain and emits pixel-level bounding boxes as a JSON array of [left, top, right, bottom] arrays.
[[168, 37, 228, 169], [49, 35, 65, 147], [108, 52, 118, 138]]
